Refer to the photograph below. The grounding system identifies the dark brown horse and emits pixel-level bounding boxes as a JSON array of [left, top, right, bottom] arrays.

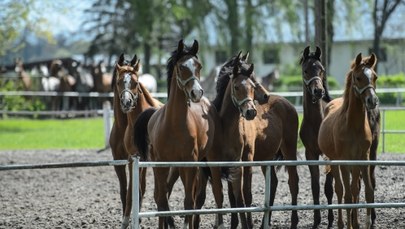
[[134, 39, 216, 228], [299, 46, 334, 228], [197, 52, 299, 229], [109, 54, 162, 228], [318, 53, 379, 229], [14, 58, 32, 91]]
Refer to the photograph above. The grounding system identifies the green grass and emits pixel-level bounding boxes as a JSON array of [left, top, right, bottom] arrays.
[[0, 118, 105, 150], [297, 109, 405, 154], [0, 110, 404, 153]]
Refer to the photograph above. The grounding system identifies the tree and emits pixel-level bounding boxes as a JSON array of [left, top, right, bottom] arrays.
[[0, 0, 56, 62], [372, 0, 404, 71]]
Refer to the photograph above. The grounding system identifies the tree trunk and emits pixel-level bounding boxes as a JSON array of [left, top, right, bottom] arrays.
[[315, 0, 327, 73], [143, 42, 152, 74], [226, 0, 240, 55], [245, 0, 253, 54]]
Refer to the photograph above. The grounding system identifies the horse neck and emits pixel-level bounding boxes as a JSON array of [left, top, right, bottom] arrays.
[[302, 87, 324, 124], [165, 75, 191, 121], [139, 83, 159, 107], [126, 85, 157, 123], [112, 87, 128, 128], [342, 87, 367, 128], [219, 84, 243, 126]]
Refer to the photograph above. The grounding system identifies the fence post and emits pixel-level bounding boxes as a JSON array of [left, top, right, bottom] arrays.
[[263, 165, 271, 229], [103, 101, 112, 148], [132, 156, 140, 229], [382, 109, 386, 153]]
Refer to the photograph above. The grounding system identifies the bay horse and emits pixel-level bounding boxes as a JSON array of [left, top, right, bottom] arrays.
[[299, 46, 334, 228], [134, 39, 216, 228], [109, 53, 163, 228], [318, 53, 379, 229], [196, 52, 299, 229]]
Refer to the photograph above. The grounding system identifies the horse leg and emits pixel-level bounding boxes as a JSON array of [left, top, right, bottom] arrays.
[[331, 165, 344, 229], [210, 166, 224, 228], [122, 160, 133, 229], [243, 166, 253, 228], [193, 167, 209, 228], [227, 181, 238, 227], [340, 165, 352, 229], [361, 165, 374, 229], [286, 164, 299, 229], [324, 171, 334, 228], [229, 166, 249, 229], [350, 167, 361, 229], [369, 137, 378, 226], [260, 166, 278, 229], [154, 167, 173, 228], [167, 167, 179, 199], [305, 150, 321, 228], [179, 167, 197, 228]]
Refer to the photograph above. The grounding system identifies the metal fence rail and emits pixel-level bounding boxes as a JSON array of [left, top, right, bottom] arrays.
[[1, 159, 405, 229]]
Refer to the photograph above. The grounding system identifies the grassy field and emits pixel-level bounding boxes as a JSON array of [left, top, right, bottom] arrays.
[[0, 109, 404, 153], [0, 118, 105, 150]]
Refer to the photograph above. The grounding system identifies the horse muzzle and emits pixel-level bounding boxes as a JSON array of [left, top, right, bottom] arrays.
[[365, 94, 379, 110]]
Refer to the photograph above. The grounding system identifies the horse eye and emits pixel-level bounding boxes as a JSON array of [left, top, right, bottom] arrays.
[[234, 85, 239, 91]]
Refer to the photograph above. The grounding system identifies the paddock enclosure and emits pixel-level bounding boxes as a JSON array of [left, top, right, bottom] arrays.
[[1, 149, 405, 228]]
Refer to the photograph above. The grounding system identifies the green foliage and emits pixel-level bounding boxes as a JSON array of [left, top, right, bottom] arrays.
[[274, 74, 340, 92], [0, 80, 45, 118], [377, 73, 405, 88]]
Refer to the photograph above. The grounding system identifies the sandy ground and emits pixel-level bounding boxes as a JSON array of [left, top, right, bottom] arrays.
[[0, 149, 404, 229]]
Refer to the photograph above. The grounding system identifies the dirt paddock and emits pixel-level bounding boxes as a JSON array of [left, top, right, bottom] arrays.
[[0, 149, 404, 228]]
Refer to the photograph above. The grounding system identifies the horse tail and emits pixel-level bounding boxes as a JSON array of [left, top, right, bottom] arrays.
[[133, 108, 157, 160]]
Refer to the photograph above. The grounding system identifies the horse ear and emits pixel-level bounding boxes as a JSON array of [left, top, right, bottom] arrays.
[[236, 50, 242, 59], [190, 39, 199, 55], [303, 46, 310, 59], [177, 39, 185, 53], [315, 46, 322, 59], [131, 54, 138, 66], [355, 53, 363, 66], [242, 52, 250, 62], [118, 53, 125, 65], [134, 61, 141, 73], [369, 53, 377, 69]]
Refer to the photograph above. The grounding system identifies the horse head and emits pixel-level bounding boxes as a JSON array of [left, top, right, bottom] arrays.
[[351, 53, 379, 110], [230, 53, 257, 120], [300, 46, 327, 103], [114, 54, 141, 113], [170, 39, 203, 103]]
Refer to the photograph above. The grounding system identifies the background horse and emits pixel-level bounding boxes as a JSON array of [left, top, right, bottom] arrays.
[[14, 58, 32, 91], [109, 54, 162, 229], [260, 68, 279, 91], [299, 46, 334, 228], [318, 53, 379, 229], [134, 39, 216, 228]]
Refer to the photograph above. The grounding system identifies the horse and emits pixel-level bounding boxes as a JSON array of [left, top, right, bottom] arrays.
[[318, 53, 379, 229], [134, 39, 216, 228], [299, 46, 334, 228], [109, 53, 163, 229], [14, 58, 32, 91], [260, 68, 280, 91], [91, 60, 113, 109], [196, 51, 299, 229]]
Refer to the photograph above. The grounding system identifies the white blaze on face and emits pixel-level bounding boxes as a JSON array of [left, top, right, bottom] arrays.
[[364, 68, 372, 83], [182, 58, 197, 76]]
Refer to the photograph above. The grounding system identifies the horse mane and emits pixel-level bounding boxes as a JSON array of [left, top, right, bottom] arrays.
[[139, 83, 161, 107], [166, 45, 198, 97], [212, 55, 252, 111]]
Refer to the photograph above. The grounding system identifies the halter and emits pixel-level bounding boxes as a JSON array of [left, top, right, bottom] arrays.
[[352, 71, 376, 96], [231, 78, 255, 114], [303, 76, 322, 87], [174, 61, 200, 105], [117, 69, 140, 111]]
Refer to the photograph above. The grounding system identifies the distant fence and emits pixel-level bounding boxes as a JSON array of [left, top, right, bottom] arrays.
[[1, 90, 405, 152], [1, 158, 405, 229]]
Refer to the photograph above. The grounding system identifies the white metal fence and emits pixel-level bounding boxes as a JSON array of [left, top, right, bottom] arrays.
[[1, 158, 405, 229]]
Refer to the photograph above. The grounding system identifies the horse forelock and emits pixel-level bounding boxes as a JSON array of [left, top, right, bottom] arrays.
[[166, 45, 199, 97]]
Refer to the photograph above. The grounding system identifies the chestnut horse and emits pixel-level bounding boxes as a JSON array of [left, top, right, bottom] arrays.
[[196, 52, 299, 229], [299, 46, 334, 228], [318, 53, 378, 229], [109, 54, 162, 228], [134, 39, 216, 228]]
